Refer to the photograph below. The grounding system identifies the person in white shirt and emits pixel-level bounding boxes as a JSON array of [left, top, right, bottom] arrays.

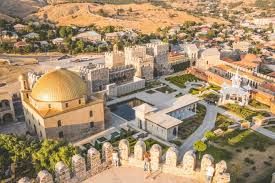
[[206, 166, 215, 183], [112, 151, 119, 167]]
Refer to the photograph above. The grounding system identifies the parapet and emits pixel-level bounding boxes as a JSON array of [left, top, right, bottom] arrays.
[[18, 140, 230, 183]]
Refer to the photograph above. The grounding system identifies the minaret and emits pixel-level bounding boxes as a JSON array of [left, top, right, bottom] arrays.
[[18, 74, 30, 100], [231, 68, 241, 88]]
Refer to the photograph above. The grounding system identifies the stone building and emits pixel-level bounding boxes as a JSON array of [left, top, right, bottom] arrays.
[[183, 44, 199, 66], [19, 68, 105, 141], [80, 64, 109, 92], [134, 95, 200, 141], [196, 48, 221, 70], [146, 42, 170, 76], [0, 92, 16, 125], [72, 31, 101, 42], [104, 45, 125, 68], [109, 65, 135, 85], [232, 41, 250, 53], [124, 45, 154, 80]]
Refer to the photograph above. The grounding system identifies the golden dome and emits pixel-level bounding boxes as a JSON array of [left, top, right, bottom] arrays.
[[31, 68, 88, 102]]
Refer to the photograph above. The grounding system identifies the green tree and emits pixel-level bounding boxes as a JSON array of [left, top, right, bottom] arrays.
[[204, 131, 216, 141], [75, 40, 85, 52], [59, 27, 67, 38], [193, 140, 207, 159]]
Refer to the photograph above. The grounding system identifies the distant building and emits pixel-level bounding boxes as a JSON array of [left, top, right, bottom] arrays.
[[105, 32, 125, 41], [52, 38, 64, 45], [233, 41, 250, 53], [24, 33, 39, 39], [13, 24, 27, 32], [196, 48, 221, 70], [72, 31, 101, 42], [14, 41, 30, 48]]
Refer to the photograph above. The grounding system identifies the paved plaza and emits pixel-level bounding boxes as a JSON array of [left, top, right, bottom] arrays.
[[83, 167, 203, 183]]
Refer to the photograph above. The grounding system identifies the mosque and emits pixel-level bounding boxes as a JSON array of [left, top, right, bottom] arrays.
[[19, 68, 105, 141]]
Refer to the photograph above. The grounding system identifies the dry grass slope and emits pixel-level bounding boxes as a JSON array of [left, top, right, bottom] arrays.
[[0, 0, 45, 18], [28, 3, 227, 33]]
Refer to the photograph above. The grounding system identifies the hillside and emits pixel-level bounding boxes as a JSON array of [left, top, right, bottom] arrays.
[[0, 13, 15, 22], [28, 3, 228, 33], [0, 0, 46, 18]]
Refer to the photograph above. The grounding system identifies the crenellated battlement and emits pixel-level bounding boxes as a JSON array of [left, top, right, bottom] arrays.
[[18, 140, 230, 183]]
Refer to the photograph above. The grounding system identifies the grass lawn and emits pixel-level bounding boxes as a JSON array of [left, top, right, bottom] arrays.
[[213, 129, 275, 151], [145, 90, 156, 94], [214, 113, 235, 131], [249, 99, 269, 109], [165, 74, 200, 88], [144, 138, 169, 154], [145, 80, 162, 89], [202, 93, 220, 103], [175, 92, 183, 98], [222, 103, 270, 121], [178, 104, 206, 140], [207, 129, 275, 183], [202, 144, 233, 162], [189, 88, 201, 95], [156, 85, 176, 93]]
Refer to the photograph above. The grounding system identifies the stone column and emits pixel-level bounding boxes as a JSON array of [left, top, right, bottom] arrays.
[[55, 162, 71, 183], [150, 144, 162, 171], [37, 170, 53, 183], [72, 154, 86, 180], [182, 150, 196, 174], [87, 147, 101, 175], [134, 140, 146, 160], [165, 146, 178, 167], [215, 173, 231, 183], [119, 139, 130, 161], [271, 172, 275, 183], [102, 142, 113, 165], [200, 154, 214, 174], [213, 160, 228, 183]]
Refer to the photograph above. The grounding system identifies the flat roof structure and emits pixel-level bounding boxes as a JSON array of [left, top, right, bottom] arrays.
[[134, 94, 200, 129]]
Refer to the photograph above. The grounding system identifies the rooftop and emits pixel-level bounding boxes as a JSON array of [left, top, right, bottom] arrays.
[[135, 95, 200, 129]]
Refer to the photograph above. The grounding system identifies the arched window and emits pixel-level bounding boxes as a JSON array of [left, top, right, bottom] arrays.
[[57, 120, 62, 127]]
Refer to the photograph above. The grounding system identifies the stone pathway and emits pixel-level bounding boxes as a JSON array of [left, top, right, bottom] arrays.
[[251, 125, 275, 140], [178, 102, 218, 158], [82, 166, 203, 183]]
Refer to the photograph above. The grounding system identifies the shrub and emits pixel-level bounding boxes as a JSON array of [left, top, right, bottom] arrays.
[[263, 161, 272, 166]]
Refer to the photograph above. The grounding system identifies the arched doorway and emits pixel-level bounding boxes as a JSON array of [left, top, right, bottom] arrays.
[[2, 113, 13, 124]]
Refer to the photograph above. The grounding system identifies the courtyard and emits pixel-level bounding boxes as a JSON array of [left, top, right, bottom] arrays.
[[83, 166, 203, 183]]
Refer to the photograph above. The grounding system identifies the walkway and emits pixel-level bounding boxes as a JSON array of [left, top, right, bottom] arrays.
[[179, 102, 217, 158], [251, 125, 275, 140], [82, 166, 202, 183]]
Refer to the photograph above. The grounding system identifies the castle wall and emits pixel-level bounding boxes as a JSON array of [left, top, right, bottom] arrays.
[[18, 140, 231, 183]]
